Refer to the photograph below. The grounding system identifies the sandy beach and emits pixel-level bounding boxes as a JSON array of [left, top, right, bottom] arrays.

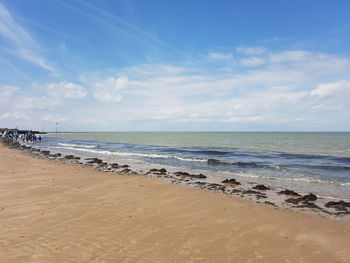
[[1, 144, 350, 262]]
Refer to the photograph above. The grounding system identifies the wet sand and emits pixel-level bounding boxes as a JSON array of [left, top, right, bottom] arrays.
[[1, 144, 350, 262]]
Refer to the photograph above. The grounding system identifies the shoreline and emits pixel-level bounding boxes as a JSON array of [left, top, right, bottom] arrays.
[[1, 141, 350, 261], [5, 140, 350, 220], [41, 133, 350, 200]]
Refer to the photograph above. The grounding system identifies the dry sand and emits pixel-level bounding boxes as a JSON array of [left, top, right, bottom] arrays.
[[0, 144, 350, 262]]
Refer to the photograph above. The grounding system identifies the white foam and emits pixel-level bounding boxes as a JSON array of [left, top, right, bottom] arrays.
[[231, 172, 350, 186], [52, 146, 207, 162], [58, 143, 96, 149], [51, 145, 350, 187]]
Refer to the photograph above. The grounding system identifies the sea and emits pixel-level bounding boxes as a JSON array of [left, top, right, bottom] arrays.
[[39, 132, 350, 199]]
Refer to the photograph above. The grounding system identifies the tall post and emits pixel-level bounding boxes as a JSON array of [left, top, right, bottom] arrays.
[[55, 122, 58, 134]]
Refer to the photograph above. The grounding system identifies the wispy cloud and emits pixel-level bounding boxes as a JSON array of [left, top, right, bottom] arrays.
[[16, 16, 92, 48], [240, 56, 265, 66], [0, 2, 55, 72], [0, 56, 35, 81], [208, 52, 233, 61], [0, 81, 86, 112], [0, 111, 29, 120], [34, 82, 87, 99], [311, 24, 350, 42], [57, 0, 187, 58], [13, 96, 61, 110], [236, 46, 266, 55], [42, 114, 67, 123], [0, 85, 18, 96]]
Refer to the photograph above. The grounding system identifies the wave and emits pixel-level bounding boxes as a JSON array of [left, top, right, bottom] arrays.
[[58, 143, 97, 149], [316, 165, 350, 171], [226, 171, 350, 187], [163, 148, 231, 156], [52, 146, 207, 162], [208, 158, 350, 173], [279, 152, 350, 163], [56, 145, 349, 170], [48, 142, 350, 190], [207, 158, 284, 171], [267, 176, 350, 186]]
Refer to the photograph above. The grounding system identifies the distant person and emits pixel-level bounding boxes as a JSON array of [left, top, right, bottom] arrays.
[[24, 132, 29, 142], [38, 135, 42, 142], [13, 131, 18, 141]]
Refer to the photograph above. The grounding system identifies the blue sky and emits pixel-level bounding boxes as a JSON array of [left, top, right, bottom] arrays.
[[1, 0, 350, 131]]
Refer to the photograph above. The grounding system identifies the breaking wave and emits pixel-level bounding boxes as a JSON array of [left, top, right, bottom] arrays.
[[58, 143, 97, 149], [53, 146, 207, 162]]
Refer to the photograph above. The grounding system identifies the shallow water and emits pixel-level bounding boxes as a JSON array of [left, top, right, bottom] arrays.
[[41, 132, 350, 199]]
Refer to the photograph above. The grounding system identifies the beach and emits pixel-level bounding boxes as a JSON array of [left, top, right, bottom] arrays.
[[1, 143, 350, 262], [12, 132, 350, 219]]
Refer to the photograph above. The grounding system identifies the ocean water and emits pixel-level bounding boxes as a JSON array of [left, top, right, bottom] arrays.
[[41, 132, 350, 199]]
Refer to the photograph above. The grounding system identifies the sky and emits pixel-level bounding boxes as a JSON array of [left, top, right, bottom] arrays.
[[1, 0, 350, 132]]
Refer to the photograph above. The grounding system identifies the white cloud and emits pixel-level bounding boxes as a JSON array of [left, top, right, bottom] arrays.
[[39, 82, 87, 98], [236, 46, 266, 55], [0, 112, 29, 120], [2, 48, 350, 131], [208, 52, 233, 61], [0, 3, 54, 72], [93, 76, 128, 102], [125, 64, 186, 76], [311, 104, 345, 111], [0, 85, 18, 97], [269, 50, 310, 63], [0, 85, 21, 107], [0, 82, 85, 112], [42, 114, 67, 123], [227, 116, 264, 123], [240, 56, 265, 66], [14, 96, 61, 110], [101, 50, 350, 129], [310, 80, 350, 96]]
